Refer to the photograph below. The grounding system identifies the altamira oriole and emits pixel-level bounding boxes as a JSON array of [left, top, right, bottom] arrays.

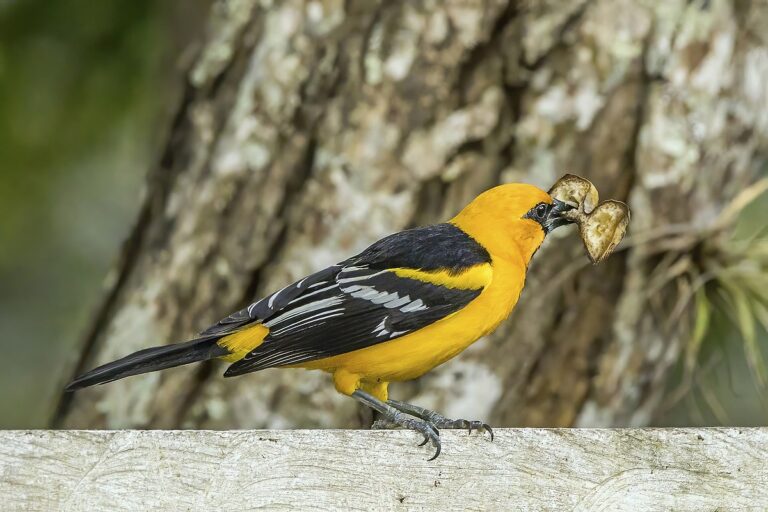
[[67, 183, 576, 459]]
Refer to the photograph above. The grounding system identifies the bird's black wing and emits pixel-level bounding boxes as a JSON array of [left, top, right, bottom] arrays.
[[199, 264, 343, 336], [223, 223, 490, 376]]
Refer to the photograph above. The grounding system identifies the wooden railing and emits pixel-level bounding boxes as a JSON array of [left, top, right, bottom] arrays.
[[2, 428, 766, 510]]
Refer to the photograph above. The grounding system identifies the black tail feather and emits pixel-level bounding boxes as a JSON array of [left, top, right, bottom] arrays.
[[66, 337, 228, 391]]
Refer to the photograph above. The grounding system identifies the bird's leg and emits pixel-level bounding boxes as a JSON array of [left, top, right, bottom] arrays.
[[387, 399, 493, 441], [352, 390, 442, 460]]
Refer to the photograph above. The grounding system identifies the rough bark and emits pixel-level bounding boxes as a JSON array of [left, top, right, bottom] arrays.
[[54, 0, 768, 429]]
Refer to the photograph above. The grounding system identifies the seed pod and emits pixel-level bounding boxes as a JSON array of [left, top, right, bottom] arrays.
[[577, 199, 630, 263], [548, 174, 600, 215], [549, 174, 630, 264]]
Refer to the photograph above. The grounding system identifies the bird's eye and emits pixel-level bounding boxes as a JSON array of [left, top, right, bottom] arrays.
[[536, 204, 548, 219]]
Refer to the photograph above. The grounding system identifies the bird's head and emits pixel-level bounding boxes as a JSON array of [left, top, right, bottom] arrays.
[[450, 183, 575, 264]]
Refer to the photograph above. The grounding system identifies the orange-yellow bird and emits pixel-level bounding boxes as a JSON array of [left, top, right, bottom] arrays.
[[68, 183, 575, 459]]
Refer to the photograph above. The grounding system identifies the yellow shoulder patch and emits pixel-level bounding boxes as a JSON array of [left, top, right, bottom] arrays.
[[217, 324, 269, 362], [390, 263, 492, 290]]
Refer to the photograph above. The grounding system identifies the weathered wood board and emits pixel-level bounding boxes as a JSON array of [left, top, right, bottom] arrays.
[[1, 428, 766, 511]]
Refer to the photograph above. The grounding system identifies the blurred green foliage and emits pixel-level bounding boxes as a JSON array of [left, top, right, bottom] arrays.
[[0, 0, 170, 427], [658, 193, 768, 426]]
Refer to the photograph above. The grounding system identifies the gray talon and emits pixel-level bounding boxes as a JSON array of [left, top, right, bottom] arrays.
[[353, 390, 442, 460], [397, 415, 440, 458], [355, 391, 490, 459]]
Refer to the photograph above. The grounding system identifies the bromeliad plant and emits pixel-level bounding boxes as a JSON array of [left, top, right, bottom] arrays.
[[649, 179, 768, 391]]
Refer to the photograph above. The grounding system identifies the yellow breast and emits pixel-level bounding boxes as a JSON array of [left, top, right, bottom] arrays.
[[299, 256, 527, 383]]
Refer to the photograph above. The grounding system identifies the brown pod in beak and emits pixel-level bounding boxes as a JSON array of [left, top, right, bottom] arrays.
[[548, 174, 600, 216], [578, 199, 630, 264], [548, 174, 630, 264]]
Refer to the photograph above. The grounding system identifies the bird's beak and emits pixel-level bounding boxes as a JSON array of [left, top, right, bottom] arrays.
[[543, 199, 576, 234]]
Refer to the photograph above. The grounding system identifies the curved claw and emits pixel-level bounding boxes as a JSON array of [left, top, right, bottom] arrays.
[[419, 422, 440, 447], [387, 415, 441, 458], [427, 440, 441, 461], [403, 418, 440, 459], [467, 420, 494, 441]]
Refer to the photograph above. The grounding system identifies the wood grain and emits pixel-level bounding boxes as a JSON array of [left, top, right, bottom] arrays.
[[2, 428, 766, 511]]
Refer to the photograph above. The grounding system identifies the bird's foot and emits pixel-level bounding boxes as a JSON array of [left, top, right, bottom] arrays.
[[387, 399, 493, 441], [353, 390, 441, 460], [428, 417, 494, 441]]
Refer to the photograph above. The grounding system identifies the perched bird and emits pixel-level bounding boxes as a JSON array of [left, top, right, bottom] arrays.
[[67, 183, 576, 459]]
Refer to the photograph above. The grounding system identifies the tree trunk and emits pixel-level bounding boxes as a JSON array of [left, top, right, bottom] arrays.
[[54, 0, 768, 430]]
